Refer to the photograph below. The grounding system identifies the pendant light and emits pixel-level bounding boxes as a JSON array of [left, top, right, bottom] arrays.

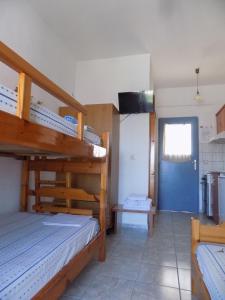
[[194, 68, 202, 102]]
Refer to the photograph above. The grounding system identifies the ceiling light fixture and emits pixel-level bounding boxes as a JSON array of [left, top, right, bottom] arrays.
[[194, 67, 202, 102]]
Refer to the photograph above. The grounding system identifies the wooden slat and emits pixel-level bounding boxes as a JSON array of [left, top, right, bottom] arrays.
[[17, 73, 32, 120], [199, 222, 225, 244], [77, 112, 84, 140], [0, 41, 86, 114], [40, 180, 66, 185], [191, 218, 225, 253], [29, 159, 102, 173], [20, 159, 30, 211], [37, 187, 99, 202], [33, 203, 93, 216]]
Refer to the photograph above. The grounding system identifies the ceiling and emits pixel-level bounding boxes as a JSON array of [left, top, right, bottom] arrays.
[[29, 0, 225, 89]]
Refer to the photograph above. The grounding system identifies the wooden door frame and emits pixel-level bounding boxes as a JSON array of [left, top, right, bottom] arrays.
[[148, 112, 156, 206]]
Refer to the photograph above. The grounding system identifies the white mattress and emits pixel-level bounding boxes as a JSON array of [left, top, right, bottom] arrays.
[[0, 84, 101, 145], [0, 212, 99, 300], [196, 243, 225, 300]]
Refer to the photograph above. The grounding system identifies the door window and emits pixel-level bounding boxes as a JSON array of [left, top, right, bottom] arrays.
[[163, 123, 192, 162]]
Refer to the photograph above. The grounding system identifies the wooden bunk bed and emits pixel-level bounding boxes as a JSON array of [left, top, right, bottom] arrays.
[[0, 41, 109, 299], [191, 218, 225, 300]]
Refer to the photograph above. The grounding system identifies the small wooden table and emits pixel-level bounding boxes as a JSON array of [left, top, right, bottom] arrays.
[[111, 205, 156, 236]]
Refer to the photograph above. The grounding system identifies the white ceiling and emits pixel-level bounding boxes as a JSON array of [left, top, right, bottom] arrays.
[[29, 0, 225, 89]]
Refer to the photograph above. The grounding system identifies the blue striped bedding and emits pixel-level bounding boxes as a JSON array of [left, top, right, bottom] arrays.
[[196, 243, 225, 300], [0, 84, 101, 145], [0, 212, 99, 300]]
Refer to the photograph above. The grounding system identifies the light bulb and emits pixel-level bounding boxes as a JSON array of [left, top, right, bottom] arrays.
[[194, 90, 202, 102]]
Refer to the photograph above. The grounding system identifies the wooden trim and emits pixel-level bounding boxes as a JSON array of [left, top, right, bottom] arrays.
[[33, 203, 93, 216], [17, 73, 32, 120], [36, 187, 99, 202], [0, 41, 86, 114], [20, 158, 30, 211], [29, 159, 102, 174], [32, 232, 103, 300], [149, 112, 156, 204], [98, 132, 109, 261]]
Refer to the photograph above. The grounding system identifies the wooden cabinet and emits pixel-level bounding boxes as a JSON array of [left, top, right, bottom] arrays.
[[216, 105, 225, 133], [84, 104, 120, 229]]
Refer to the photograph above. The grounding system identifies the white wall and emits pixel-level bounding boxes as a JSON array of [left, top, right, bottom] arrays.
[[156, 84, 225, 211], [0, 0, 76, 213], [75, 54, 151, 226]]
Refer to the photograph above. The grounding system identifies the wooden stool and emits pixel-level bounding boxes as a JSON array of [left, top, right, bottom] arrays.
[[112, 205, 156, 236]]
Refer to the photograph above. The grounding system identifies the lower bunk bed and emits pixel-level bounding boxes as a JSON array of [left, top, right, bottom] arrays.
[[191, 219, 225, 300], [0, 212, 105, 300]]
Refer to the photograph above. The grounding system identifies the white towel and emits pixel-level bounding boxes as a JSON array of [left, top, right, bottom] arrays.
[[124, 198, 152, 211], [127, 194, 147, 201], [42, 213, 91, 227]]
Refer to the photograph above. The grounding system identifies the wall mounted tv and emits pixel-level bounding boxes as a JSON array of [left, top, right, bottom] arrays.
[[118, 90, 155, 114]]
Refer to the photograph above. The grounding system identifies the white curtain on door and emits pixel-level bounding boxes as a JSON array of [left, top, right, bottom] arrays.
[[163, 123, 192, 162]]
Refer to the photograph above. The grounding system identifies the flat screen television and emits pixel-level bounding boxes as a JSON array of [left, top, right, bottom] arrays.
[[118, 91, 154, 114]]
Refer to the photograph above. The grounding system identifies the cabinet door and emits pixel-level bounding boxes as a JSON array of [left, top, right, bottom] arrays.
[[216, 105, 225, 133], [85, 104, 113, 136]]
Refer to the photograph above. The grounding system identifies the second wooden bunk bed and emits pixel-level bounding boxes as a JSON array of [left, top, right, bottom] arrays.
[[0, 41, 109, 299]]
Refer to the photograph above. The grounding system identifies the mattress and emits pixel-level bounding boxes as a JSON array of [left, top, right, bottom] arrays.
[[0, 84, 101, 145], [196, 243, 225, 300], [0, 212, 99, 300]]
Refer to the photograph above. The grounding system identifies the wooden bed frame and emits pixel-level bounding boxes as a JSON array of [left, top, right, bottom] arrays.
[[0, 41, 109, 299], [191, 218, 225, 300], [0, 41, 105, 158]]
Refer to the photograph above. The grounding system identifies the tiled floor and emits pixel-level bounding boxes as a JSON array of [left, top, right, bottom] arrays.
[[62, 212, 198, 300]]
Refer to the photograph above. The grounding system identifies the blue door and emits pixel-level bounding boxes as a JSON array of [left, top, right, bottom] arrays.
[[158, 117, 199, 213]]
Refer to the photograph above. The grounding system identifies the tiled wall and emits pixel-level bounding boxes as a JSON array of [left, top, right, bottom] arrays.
[[199, 143, 225, 177]]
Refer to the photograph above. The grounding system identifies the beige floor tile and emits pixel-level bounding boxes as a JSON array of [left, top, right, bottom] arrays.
[[141, 248, 177, 267], [137, 263, 179, 288], [180, 289, 198, 300], [131, 282, 180, 300], [178, 268, 191, 291]]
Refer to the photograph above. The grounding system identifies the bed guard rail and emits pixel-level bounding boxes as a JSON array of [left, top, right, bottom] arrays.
[[0, 41, 86, 140]]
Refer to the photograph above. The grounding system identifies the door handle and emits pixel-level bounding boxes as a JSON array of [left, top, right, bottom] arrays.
[[193, 159, 197, 171]]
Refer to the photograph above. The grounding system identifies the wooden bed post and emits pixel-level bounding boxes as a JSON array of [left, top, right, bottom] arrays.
[[99, 132, 109, 262], [20, 158, 30, 212], [17, 72, 32, 121], [191, 218, 200, 255], [65, 171, 72, 208], [77, 112, 84, 140], [34, 157, 41, 209], [191, 218, 200, 295]]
